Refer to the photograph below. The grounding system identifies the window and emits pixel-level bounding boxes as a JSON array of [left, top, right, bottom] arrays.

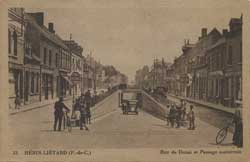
[[221, 47, 225, 69], [240, 42, 242, 62], [216, 53, 220, 70], [228, 45, 233, 65], [43, 47, 47, 64], [55, 53, 58, 67], [66, 55, 68, 67], [31, 73, 35, 93], [60, 53, 62, 67], [49, 50, 52, 66], [8, 29, 11, 54], [236, 76, 242, 100], [36, 73, 39, 93], [13, 31, 17, 56]]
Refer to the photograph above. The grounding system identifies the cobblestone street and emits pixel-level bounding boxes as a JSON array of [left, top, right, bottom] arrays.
[[9, 91, 235, 150]]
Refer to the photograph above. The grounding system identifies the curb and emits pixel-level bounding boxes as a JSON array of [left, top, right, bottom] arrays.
[[9, 91, 117, 115], [10, 97, 72, 115], [92, 91, 118, 112], [167, 94, 235, 115]]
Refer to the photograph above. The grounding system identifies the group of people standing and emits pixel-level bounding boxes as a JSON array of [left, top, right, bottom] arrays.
[[53, 90, 92, 132], [73, 90, 92, 131], [166, 100, 195, 130]]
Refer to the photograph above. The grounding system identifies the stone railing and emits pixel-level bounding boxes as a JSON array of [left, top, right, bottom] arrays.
[[141, 91, 167, 120]]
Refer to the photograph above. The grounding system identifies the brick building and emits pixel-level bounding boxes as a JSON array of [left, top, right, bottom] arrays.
[[223, 16, 242, 107], [136, 15, 242, 109], [63, 40, 84, 97], [8, 8, 25, 108], [24, 12, 72, 105]]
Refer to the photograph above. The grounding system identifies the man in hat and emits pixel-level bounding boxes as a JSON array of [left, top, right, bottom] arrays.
[[175, 104, 182, 128], [79, 98, 89, 131], [187, 105, 195, 130], [166, 104, 171, 126], [53, 97, 70, 131], [232, 109, 243, 147], [169, 104, 176, 128]]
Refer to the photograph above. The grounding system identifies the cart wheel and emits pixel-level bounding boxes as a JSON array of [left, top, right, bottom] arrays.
[[216, 127, 228, 144]]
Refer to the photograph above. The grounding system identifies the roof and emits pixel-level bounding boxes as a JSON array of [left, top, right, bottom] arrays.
[[206, 37, 226, 52], [25, 13, 69, 50], [229, 18, 242, 25]]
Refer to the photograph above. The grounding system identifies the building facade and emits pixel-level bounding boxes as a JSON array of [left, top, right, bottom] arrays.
[[8, 8, 25, 108], [64, 40, 84, 97], [136, 15, 242, 108]]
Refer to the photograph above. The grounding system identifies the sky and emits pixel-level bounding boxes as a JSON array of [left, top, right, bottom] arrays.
[[26, 0, 245, 81]]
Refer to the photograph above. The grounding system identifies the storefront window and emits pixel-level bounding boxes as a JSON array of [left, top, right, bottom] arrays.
[[8, 29, 11, 54], [43, 48, 47, 65], [13, 31, 17, 56], [31, 73, 34, 93], [236, 76, 242, 100], [36, 73, 39, 93], [49, 50, 52, 66], [228, 46, 233, 65]]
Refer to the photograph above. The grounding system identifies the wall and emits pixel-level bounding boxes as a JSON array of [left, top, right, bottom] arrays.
[[141, 92, 167, 120]]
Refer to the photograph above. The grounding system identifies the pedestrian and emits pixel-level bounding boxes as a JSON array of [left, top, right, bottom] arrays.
[[187, 105, 195, 130], [53, 97, 70, 131], [85, 89, 92, 106], [79, 99, 89, 131], [169, 104, 176, 128], [86, 105, 91, 124], [232, 109, 243, 147], [166, 104, 171, 126], [15, 93, 21, 109], [175, 105, 182, 128], [182, 107, 187, 121]]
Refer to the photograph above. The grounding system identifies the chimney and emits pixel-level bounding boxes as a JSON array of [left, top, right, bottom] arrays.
[[222, 29, 228, 36], [201, 28, 207, 38], [29, 12, 44, 26], [48, 23, 55, 33]]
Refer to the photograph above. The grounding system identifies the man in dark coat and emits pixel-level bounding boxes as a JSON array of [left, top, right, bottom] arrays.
[[79, 98, 89, 131], [232, 110, 243, 147], [54, 97, 70, 131], [84, 90, 92, 124], [85, 90, 92, 105], [169, 104, 176, 128], [187, 105, 195, 130], [175, 105, 182, 128]]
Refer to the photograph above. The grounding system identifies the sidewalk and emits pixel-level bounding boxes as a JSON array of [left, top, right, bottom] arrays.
[[9, 90, 117, 115], [9, 96, 72, 115], [167, 94, 237, 115]]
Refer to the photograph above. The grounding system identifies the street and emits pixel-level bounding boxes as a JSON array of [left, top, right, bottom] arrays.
[[8, 91, 234, 150]]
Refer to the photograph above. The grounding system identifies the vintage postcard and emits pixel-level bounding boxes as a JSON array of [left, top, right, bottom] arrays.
[[0, 0, 250, 162]]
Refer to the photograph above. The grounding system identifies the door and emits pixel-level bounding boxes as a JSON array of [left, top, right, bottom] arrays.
[[45, 74, 48, 100], [25, 71, 29, 102]]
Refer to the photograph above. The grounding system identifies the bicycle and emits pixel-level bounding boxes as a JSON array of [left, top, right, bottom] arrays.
[[216, 122, 233, 144], [63, 111, 72, 132]]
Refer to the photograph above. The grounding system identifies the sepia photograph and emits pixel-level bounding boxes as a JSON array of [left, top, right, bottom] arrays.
[[1, 0, 250, 162]]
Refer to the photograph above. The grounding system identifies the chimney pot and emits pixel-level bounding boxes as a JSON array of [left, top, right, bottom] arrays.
[[201, 28, 207, 38], [48, 23, 55, 33]]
